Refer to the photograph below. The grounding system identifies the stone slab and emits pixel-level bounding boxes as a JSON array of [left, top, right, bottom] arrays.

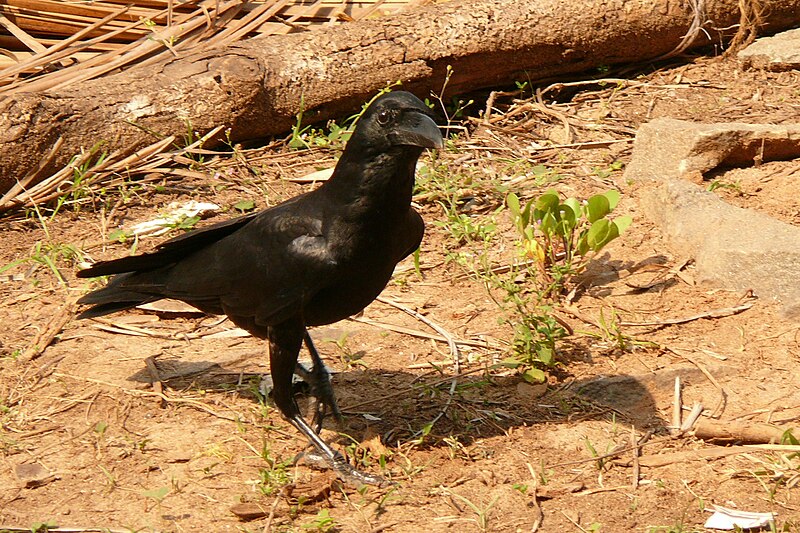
[[624, 118, 800, 318], [738, 28, 800, 71]]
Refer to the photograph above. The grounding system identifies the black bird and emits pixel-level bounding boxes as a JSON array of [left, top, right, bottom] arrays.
[[75, 91, 443, 486]]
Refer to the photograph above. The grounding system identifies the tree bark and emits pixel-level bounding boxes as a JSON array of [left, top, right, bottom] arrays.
[[2, 0, 799, 191]]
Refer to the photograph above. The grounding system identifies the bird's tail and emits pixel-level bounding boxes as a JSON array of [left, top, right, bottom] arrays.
[[76, 273, 157, 319]]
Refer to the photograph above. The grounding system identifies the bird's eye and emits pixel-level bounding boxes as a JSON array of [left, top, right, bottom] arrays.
[[376, 109, 391, 125]]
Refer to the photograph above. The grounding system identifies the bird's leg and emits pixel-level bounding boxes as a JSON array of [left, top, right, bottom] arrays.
[[295, 331, 343, 432], [268, 319, 387, 488]]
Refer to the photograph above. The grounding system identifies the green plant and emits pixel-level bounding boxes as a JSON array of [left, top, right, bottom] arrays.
[[482, 190, 631, 382], [1, 240, 85, 287], [439, 489, 499, 532], [28, 520, 58, 533], [415, 160, 501, 247], [707, 178, 742, 194], [507, 188, 631, 296], [49, 142, 109, 216], [255, 442, 292, 495], [142, 17, 178, 49], [232, 199, 256, 213], [302, 509, 337, 532], [324, 331, 367, 369], [428, 65, 474, 123], [289, 83, 401, 151], [141, 486, 169, 512]]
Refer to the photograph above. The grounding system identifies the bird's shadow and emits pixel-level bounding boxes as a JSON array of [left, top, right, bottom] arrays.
[[127, 354, 669, 450]]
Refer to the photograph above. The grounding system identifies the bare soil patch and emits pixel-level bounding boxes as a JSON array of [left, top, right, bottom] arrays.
[[1, 55, 799, 532]]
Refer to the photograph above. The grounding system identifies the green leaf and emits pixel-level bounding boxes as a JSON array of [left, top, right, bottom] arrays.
[[613, 215, 632, 235], [563, 197, 581, 221], [533, 191, 560, 221], [175, 215, 200, 230], [521, 198, 533, 228], [494, 358, 522, 369], [536, 345, 554, 365], [556, 203, 578, 230], [31, 520, 58, 533], [604, 189, 621, 210], [781, 429, 799, 445], [576, 235, 590, 256], [506, 193, 521, 218], [586, 219, 612, 250], [522, 367, 546, 383], [233, 199, 255, 212], [108, 229, 128, 242], [539, 212, 557, 236], [142, 486, 169, 502], [586, 194, 611, 222]]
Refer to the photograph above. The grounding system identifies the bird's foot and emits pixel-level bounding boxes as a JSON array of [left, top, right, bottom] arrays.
[[295, 362, 343, 432], [295, 448, 392, 488]]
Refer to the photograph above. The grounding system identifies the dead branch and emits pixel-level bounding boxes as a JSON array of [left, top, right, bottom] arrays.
[[693, 418, 799, 444]]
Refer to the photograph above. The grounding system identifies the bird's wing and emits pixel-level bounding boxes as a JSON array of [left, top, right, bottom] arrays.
[[77, 212, 260, 278], [108, 204, 338, 328]]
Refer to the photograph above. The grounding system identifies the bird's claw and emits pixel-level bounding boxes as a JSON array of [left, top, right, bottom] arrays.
[[295, 448, 392, 488], [295, 362, 343, 432]]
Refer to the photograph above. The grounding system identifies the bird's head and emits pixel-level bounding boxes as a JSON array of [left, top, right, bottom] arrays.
[[325, 91, 444, 210], [348, 91, 444, 153]]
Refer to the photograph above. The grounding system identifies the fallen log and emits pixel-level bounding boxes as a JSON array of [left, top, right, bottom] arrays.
[[2, 0, 800, 192]]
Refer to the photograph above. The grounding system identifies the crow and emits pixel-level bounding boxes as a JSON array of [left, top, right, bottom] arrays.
[[75, 91, 443, 486]]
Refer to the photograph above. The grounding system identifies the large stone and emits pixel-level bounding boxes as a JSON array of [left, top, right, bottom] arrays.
[[624, 118, 800, 318], [738, 28, 800, 71], [626, 118, 800, 180]]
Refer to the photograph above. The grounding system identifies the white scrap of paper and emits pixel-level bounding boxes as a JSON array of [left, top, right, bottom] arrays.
[[130, 201, 221, 237], [704, 505, 774, 530]]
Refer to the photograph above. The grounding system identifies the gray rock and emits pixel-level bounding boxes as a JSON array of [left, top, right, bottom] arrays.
[[624, 118, 800, 318], [738, 28, 800, 71], [626, 118, 800, 181]]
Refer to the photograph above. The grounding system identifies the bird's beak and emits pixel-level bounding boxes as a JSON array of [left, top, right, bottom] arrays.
[[390, 112, 444, 149]]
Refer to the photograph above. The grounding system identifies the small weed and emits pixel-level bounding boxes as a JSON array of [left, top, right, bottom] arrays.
[[593, 160, 624, 180], [409, 421, 434, 446], [583, 435, 611, 471], [247, 377, 273, 419], [341, 432, 390, 472], [2, 240, 84, 287], [744, 432, 800, 501], [301, 508, 337, 532], [255, 441, 292, 495], [142, 17, 178, 49], [141, 486, 169, 511], [428, 65, 474, 124], [289, 82, 401, 151], [512, 482, 528, 494], [473, 189, 632, 381], [232, 199, 256, 213], [98, 464, 117, 492], [2, 200, 86, 286], [28, 520, 58, 533], [443, 435, 471, 461], [50, 142, 109, 216], [324, 331, 367, 369], [439, 489, 499, 532], [178, 120, 205, 166], [708, 178, 742, 194]]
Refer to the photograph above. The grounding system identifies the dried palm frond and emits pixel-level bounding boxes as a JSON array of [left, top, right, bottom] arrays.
[[0, 0, 410, 94], [0, 0, 413, 214]]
